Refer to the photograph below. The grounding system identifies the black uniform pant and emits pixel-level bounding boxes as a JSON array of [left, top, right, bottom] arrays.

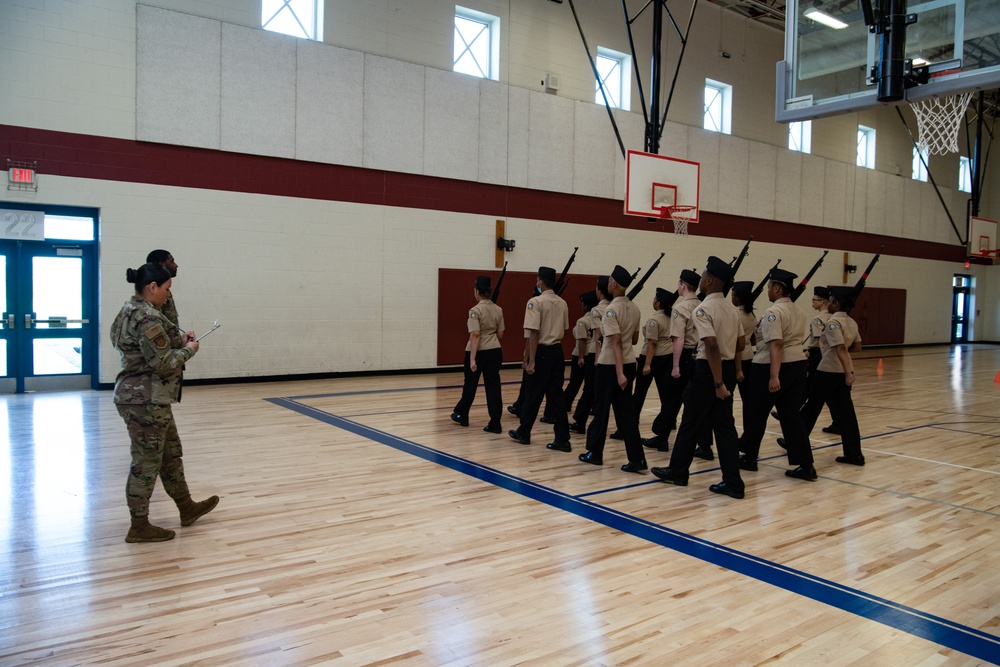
[[801, 370, 863, 458], [660, 348, 696, 434], [667, 360, 743, 491], [801, 346, 822, 409], [571, 353, 597, 426], [633, 355, 671, 434], [585, 364, 644, 462], [453, 348, 503, 425], [564, 354, 584, 409], [739, 360, 813, 466], [515, 344, 569, 441]]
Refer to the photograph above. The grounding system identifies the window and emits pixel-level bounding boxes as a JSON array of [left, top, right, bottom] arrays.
[[912, 146, 929, 182], [857, 125, 875, 169], [704, 79, 732, 134], [262, 0, 322, 41], [959, 156, 972, 193], [788, 120, 812, 153], [595, 48, 631, 111], [454, 7, 499, 80]]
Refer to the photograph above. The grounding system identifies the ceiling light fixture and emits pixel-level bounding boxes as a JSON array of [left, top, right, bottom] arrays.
[[804, 8, 848, 29]]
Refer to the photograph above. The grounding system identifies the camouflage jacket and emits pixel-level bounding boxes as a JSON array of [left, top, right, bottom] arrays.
[[111, 296, 195, 404]]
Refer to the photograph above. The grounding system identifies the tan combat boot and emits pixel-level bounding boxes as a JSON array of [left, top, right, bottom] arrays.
[[125, 516, 175, 543], [178, 495, 220, 527]]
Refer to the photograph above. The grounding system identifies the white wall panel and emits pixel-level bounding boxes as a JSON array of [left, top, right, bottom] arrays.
[[901, 179, 924, 241], [800, 154, 826, 228], [688, 129, 721, 214], [506, 86, 530, 188], [822, 161, 849, 231], [296, 40, 364, 166], [866, 170, 888, 236], [363, 54, 425, 173], [850, 170, 868, 233], [527, 91, 574, 194], [221, 23, 296, 158], [424, 69, 481, 180], [747, 142, 776, 221], [774, 151, 802, 223], [883, 174, 905, 238], [572, 101, 617, 199], [136, 6, 221, 149], [478, 79, 510, 185], [718, 135, 750, 216]]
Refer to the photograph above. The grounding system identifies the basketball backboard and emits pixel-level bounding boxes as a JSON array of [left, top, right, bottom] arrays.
[[969, 216, 997, 256], [776, 0, 1000, 122], [624, 150, 701, 221]]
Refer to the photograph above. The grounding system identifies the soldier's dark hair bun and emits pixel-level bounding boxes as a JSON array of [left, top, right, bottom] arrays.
[[127, 262, 171, 293]]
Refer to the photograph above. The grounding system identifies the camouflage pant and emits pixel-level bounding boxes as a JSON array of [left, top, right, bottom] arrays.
[[117, 403, 190, 518]]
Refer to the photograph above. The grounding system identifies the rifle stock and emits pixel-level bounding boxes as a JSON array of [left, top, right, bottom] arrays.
[[724, 236, 753, 296], [748, 259, 781, 307], [490, 261, 508, 303], [851, 245, 884, 300], [553, 247, 579, 296], [627, 253, 665, 300], [790, 250, 829, 302]]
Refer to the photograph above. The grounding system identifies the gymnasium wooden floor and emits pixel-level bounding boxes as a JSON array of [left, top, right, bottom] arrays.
[[1, 344, 998, 666]]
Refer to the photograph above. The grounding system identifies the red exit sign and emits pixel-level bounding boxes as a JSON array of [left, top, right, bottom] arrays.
[[9, 167, 36, 184]]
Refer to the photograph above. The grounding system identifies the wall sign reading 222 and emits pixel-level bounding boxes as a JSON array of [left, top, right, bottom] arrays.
[[1, 210, 45, 241]]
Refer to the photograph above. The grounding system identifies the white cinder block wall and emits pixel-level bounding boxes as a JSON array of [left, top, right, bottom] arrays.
[[0, 0, 996, 385]]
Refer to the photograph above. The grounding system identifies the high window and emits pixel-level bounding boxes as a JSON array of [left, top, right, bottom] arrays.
[[912, 146, 929, 182], [595, 48, 631, 111], [857, 125, 876, 169], [959, 156, 972, 193], [788, 120, 812, 153], [704, 79, 732, 134], [454, 7, 499, 80], [262, 0, 322, 41]]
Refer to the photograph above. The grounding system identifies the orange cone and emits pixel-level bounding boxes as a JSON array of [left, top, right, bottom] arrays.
[[877, 358, 884, 377], [994, 370, 1000, 384]]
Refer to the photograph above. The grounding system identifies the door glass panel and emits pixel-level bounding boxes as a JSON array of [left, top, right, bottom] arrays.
[[0, 340, 6, 375], [33, 338, 82, 375], [32, 257, 82, 329], [0, 254, 6, 314], [44, 215, 95, 241]]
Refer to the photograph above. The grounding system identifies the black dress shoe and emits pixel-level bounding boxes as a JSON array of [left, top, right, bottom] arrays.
[[693, 447, 714, 461], [836, 455, 865, 466], [483, 423, 502, 434], [621, 460, 648, 473], [771, 410, 780, 420], [641, 436, 669, 452], [568, 422, 586, 434], [546, 441, 572, 452], [508, 430, 530, 445], [450, 413, 469, 427], [507, 405, 519, 415], [578, 451, 603, 465], [785, 465, 818, 480], [540, 415, 554, 424], [650, 467, 688, 486], [822, 424, 841, 434], [738, 455, 757, 471], [776, 437, 787, 450], [709, 482, 745, 499], [610, 430, 623, 440]]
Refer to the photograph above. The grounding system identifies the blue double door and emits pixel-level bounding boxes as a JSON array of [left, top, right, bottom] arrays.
[[0, 205, 98, 393]]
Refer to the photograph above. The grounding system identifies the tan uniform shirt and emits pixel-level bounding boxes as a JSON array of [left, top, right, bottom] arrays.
[[752, 297, 808, 365], [466, 300, 504, 351], [818, 311, 861, 373], [640, 310, 672, 357], [739, 310, 758, 361], [670, 294, 701, 349], [693, 292, 743, 361], [573, 314, 596, 355], [597, 296, 641, 365], [523, 289, 569, 346], [808, 310, 832, 349], [590, 299, 610, 351]]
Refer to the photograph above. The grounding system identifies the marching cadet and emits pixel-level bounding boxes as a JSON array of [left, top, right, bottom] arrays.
[[579, 265, 647, 472], [637, 287, 678, 451], [657, 269, 706, 455], [795, 286, 865, 466], [451, 275, 505, 432], [113, 262, 218, 543], [731, 281, 758, 439], [650, 256, 746, 498], [508, 267, 571, 448], [737, 268, 815, 480], [566, 291, 600, 434], [571, 277, 611, 434], [806, 286, 839, 434]]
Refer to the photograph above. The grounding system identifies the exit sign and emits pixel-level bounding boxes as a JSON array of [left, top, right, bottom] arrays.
[[9, 167, 35, 184]]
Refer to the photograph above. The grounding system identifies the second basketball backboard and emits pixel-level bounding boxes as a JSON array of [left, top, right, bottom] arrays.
[[776, 0, 999, 122]]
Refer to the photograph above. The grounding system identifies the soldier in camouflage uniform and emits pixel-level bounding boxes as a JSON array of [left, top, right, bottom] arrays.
[[112, 262, 218, 543]]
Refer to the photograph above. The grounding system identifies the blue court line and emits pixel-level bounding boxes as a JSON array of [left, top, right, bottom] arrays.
[[266, 395, 1000, 664]]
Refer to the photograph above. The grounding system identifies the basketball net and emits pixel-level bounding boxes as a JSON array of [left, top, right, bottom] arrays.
[[911, 92, 973, 155], [659, 205, 696, 236]]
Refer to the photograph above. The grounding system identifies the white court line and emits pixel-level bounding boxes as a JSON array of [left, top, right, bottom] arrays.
[[861, 448, 1000, 475]]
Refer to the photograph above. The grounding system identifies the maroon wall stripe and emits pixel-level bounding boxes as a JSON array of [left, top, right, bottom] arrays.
[[1, 124, 967, 263]]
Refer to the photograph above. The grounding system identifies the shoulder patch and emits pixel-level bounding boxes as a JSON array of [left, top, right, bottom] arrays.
[[469, 311, 479, 319], [527, 302, 534, 310], [767, 313, 777, 322], [606, 309, 616, 318], [828, 322, 839, 330], [144, 324, 166, 340], [648, 320, 656, 328], [695, 308, 706, 319]]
